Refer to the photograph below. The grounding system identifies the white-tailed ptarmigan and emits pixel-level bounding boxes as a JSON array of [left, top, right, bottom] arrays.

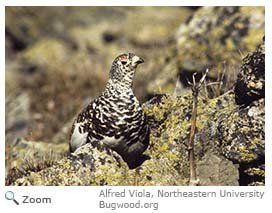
[[69, 53, 150, 169]]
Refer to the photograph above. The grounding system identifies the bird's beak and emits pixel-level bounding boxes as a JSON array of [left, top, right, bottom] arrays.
[[137, 57, 144, 64], [132, 56, 144, 65]]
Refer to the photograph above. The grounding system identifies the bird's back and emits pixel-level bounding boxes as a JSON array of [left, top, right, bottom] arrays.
[[69, 90, 149, 168]]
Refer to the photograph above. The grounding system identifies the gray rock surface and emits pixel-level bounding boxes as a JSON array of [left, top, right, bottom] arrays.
[[197, 152, 239, 186]]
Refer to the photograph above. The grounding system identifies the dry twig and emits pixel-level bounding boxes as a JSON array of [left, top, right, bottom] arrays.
[[187, 69, 209, 186]]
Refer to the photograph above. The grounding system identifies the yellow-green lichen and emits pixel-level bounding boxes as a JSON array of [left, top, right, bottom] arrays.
[[238, 147, 257, 162], [246, 167, 265, 177]]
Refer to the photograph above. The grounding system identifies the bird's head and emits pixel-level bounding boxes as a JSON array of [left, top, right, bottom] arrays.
[[109, 53, 144, 86], [114, 53, 144, 70]]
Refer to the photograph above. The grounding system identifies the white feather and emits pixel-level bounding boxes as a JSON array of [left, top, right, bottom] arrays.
[[101, 135, 123, 147], [70, 123, 88, 152]]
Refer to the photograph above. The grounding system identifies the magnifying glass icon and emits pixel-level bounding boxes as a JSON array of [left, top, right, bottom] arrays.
[[5, 191, 19, 205]]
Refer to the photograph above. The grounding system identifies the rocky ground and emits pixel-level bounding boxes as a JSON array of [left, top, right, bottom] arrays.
[[5, 6, 264, 186]]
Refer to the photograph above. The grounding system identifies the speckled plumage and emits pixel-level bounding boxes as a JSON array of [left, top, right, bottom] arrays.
[[70, 53, 150, 169]]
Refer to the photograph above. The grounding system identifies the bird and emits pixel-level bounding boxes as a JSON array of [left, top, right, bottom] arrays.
[[69, 53, 150, 169]]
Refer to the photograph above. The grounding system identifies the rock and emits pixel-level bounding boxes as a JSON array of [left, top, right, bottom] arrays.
[[218, 98, 264, 163], [5, 138, 68, 184], [5, 93, 31, 144], [243, 164, 265, 186], [234, 40, 265, 106], [148, 6, 265, 95], [176, 6, 264, 76], [143, 90, 239, 185], [6, 138, 68, 167], [10, 90, 241, 186], [9, 90, 263, 185], [12, 142, 131, 186], [196, 152, 239, 186]]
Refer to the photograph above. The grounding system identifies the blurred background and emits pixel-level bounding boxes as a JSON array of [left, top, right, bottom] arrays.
[[6, 7, 194, 143], [5, 6, 264, 183]]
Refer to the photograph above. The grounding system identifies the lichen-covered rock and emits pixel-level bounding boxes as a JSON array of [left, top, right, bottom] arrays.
[[5, 138, 68, 183], [148, 6, 265, 94], [218, 98, 264, 163], [244, 164, 265, 186], [13, 143, 130, 186], [176, 7, 264, 72], [9, 93, 264, 186], [9, 90, 237, 186], [143, 90, 239, 184], [234, 40, 265, 106]]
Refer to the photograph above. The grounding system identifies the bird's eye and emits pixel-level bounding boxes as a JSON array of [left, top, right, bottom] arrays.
[[121, 61, 127, 65]]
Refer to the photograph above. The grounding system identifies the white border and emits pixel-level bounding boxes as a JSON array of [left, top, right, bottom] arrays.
[[3, 0, 270, 6], [1, 1, 5, 188], [1, 1, 271, 212], [265, 0, 272, 188]]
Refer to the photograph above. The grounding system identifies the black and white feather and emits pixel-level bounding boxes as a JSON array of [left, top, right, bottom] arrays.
[[69, 53, 150, 169]]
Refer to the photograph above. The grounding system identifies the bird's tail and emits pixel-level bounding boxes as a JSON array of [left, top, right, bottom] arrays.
[[124, 154, 151, 169]]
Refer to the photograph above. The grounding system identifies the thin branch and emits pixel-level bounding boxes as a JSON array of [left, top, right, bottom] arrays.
[[187, 69, 208, 186], [205, 82, 223, 87]]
